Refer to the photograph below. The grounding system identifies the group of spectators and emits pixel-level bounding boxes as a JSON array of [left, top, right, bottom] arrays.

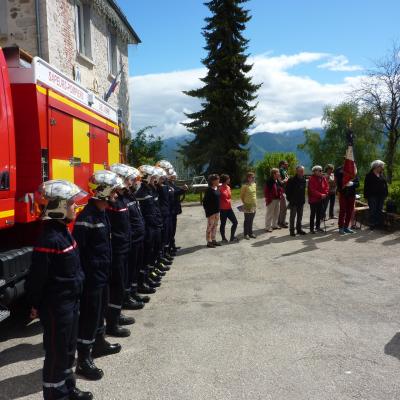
[[202, 159, 389, 246]]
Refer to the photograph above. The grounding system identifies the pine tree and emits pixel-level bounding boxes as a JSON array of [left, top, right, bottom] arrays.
[[181, 0, 261, 184]]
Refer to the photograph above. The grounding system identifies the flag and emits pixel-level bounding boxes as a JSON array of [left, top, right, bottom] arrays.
[[104, 67, 123, 102], [342, 127, 357, 188]]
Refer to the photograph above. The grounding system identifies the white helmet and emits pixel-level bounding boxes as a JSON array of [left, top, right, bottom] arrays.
[[126, 166, 142, 181], [35, 180, 87, 220], [109, 163, 139, 187], [138, 165, 155, 183], [156, 160, 173, 170], [166, 168, 176, 178], [152, 167, 167, 183], [89, 170, 123, 201]]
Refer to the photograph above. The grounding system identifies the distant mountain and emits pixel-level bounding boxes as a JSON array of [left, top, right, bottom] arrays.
[[160, 129, 324, 167]]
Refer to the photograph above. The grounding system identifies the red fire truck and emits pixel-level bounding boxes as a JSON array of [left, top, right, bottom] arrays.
[[0, 47, 121, 321]]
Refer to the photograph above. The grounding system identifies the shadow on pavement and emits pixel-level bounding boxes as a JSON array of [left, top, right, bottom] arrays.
[[0, 369, 42, 400], [177, 244, 206, 256], [0, 320, 42, 343], [384, 332, 400, 361], [0, 342, 43, 368]]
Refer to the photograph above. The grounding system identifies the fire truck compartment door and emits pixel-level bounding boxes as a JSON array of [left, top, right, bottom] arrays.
[[108, 133, 119, 165]]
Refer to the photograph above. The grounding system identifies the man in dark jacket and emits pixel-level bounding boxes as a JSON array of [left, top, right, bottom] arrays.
[[25, 180, 92, 400], [73, 171, 123, 380], [202, 174, 221, 248], [335, 165, 359, 234], [285, 165, 307, 236], [364, 160, 388, 229]]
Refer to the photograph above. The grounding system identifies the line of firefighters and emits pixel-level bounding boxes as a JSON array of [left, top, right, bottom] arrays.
[[25, 161, 187, 400]]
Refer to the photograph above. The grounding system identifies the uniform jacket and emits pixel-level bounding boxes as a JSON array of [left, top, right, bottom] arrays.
[[170, 182, 184, 215], [136, 183, 163, 228], [308, 175, 329, 204], [285, 175, 306, 206], [72, 199, 112, 288], [107, 193, 131, 255], [126, 191, 146, 243], [157, 184, 171, 217], [25, 220, 84, 308]]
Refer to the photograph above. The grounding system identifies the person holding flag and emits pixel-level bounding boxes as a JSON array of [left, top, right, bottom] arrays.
[[334, 122, 359, 234]]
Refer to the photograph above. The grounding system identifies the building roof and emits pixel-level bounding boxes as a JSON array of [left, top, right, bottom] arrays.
[[108, 0, 141, 44]]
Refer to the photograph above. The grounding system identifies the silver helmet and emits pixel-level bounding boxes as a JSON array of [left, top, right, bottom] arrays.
[[156, 160, 174, 170], [89, 170, 123, 201], [138, 165, 155, 183], [109, 163, 138, 187], [35, 180, 87, 220]]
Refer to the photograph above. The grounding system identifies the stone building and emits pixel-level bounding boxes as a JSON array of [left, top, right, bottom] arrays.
[[0, 0, 140, 128]]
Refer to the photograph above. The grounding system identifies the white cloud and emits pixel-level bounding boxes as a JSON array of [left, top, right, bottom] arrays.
[[318, 55, 363, 72], [129, 52, 363, 138]]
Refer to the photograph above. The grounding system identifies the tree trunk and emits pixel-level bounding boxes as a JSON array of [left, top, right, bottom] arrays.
[[385, 131, 397, 183]]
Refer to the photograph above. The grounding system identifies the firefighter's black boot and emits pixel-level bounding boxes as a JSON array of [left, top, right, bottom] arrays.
[[70, 387, 93, 400], [92, 334, 121, 358], [76, 351, 104, 381]]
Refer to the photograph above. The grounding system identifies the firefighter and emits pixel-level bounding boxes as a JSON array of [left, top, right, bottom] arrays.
[[154, 166, 174, 264], [25, 180, 93, 400], [167, 169, 187, 254], [105, 165, 134, 337], [137, 166, 166, 289], [125, 167, 154, 299], [110, 163, 146, 310], [73, 170, 123, 381]]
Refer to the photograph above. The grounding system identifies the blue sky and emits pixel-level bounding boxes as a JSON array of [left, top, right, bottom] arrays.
[[117, 0, 400, 136]]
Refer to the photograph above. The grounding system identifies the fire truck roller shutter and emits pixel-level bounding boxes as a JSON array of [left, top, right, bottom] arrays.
[[73, 119, 90, 163], [108, 133, 120, 165]]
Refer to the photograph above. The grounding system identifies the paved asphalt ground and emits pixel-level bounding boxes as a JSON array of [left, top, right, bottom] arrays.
[[1, 200, 400, 400]]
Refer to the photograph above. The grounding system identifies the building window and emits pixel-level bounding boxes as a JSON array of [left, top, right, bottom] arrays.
[[75, 1, 92, 58], [0, 2, 7, 35], [108, 32, 118, 76]]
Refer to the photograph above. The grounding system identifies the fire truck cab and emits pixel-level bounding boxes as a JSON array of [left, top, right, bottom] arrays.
[[0, 47, 121, 321]]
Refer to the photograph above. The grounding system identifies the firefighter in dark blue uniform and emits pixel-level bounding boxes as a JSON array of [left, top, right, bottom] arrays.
[[25, 180, 93, 400], [109, 164, 146, 311], [124, 167, 153, 300], [105, 168, 133, 337], [73, 170, 123, 381], [154, 167, 174, 264], [167, 169, 187, 254], [137, 166, 166, 289]]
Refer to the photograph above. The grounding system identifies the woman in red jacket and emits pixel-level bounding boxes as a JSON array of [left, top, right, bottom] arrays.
[[219, 174, 239, 242], [264, 168, 284, 232], [308, 165, 329, 233]]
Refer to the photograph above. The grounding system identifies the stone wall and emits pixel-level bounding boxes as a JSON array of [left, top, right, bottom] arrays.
[[0, 0, 132, 127]]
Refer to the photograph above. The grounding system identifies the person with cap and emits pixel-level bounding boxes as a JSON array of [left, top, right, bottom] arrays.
[[73, 170, 123, 381], [25, 180, 93, 400], [285, 165, 307, 236], [364, 160, 388, 229], [136, 165, 165, 289], [308, 165, 329, 233]]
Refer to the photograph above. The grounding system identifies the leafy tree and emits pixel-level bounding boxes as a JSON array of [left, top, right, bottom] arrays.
[[256, 152, 298, 184], [298, 102, 383, 176], [180, 0, 261, 184], [354, 43, 400, 182], [127, 126, 163, 167]]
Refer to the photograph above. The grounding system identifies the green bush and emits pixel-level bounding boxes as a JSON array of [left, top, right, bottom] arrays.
[[255, 152, 299, 184], [387, 181, 400, 212]]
